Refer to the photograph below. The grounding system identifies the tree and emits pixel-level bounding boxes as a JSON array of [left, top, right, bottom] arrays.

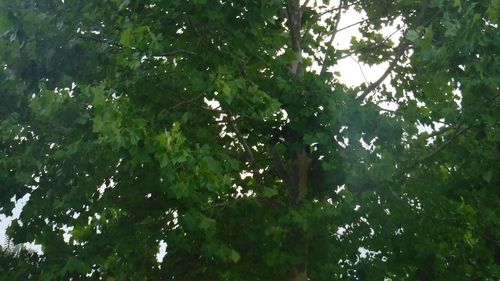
[[0, 0, 498, 280]]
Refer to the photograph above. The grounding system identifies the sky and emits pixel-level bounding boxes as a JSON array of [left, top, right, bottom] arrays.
[[0, 194, 29, 246]]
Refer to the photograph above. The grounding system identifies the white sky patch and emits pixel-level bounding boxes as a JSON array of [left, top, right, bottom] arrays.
[[156, 240, 167, 263], [0, 194, 29, 245]]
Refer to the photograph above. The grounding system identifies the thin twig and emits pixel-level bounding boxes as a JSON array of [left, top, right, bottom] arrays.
[[337, 23, 406, 60], [159, 49, 197, 56], [336, 18, 369, 33], [313, 0, 362, 20], [378, 107, 403, 115], [350, 55, 369, 85], [301, 0, 361, 48], [78, 33, 196, 56], [77, 34, 122, 50], [171, 93, 204, 109], [319, 0, 345, 75]]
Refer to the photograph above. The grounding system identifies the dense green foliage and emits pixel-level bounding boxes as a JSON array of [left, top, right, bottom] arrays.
[[0, 0, 499, 280]]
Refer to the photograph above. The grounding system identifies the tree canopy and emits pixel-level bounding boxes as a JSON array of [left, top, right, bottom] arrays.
[[0, 0, 499, 280]]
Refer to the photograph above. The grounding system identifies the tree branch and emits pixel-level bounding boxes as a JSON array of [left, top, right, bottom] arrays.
[[77, 33, 196, 56], [336, 23, 406, 60], [415, 125, 468, 164], [336, 18, 369, 33], [396, 123, 469, 177], [356, 0, 435, 101], [312, 0, 361, 20], [356, 43, 408, 101], [225, 109, 262, 185], [267, 144, 289, 185], [77, 34, 122, 50], [350, 55, 369, 85], [159, 49, 197, 56], [424, 125, 455, 138], [300, 0, 311, 15], [171, 93, 204, 109]]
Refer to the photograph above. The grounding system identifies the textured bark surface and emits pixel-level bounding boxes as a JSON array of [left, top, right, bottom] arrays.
[[286, 1, 309, 280]]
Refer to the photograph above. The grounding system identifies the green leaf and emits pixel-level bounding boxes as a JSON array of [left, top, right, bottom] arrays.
[[63, 257, 89, 274], [482, 170, 493, 182], [229, 249, 240, 263], [203, 156, 222, 173], [199, 216, 216, 232], [119, 27, 133, 47], [405, 29, 419, 42], [262, 187, 278, 198], [192, 0, 207, 5]]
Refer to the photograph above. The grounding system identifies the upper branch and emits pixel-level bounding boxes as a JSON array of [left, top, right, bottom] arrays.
[[395, 123, 469, 178], [355, 0, 434, 101], [356, 43, 408, 101]]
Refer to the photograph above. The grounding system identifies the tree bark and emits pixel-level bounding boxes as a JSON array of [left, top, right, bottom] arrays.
[[286, 1, 309, 281]]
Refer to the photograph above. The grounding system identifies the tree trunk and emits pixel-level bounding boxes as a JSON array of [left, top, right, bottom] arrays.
[[286, 1, 309, 280]]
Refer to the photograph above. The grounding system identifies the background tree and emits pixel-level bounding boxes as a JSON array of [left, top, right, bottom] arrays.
[[0, 0, 498, 280]]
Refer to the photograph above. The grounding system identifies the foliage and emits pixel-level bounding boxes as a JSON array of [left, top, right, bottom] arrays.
[[0, 0, 498, 280], [0, 242, 41, 280]]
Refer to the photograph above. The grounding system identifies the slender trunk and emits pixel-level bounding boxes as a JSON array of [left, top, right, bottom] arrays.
[[286, 1, 309, 280], [286, 0, 304, 78]]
